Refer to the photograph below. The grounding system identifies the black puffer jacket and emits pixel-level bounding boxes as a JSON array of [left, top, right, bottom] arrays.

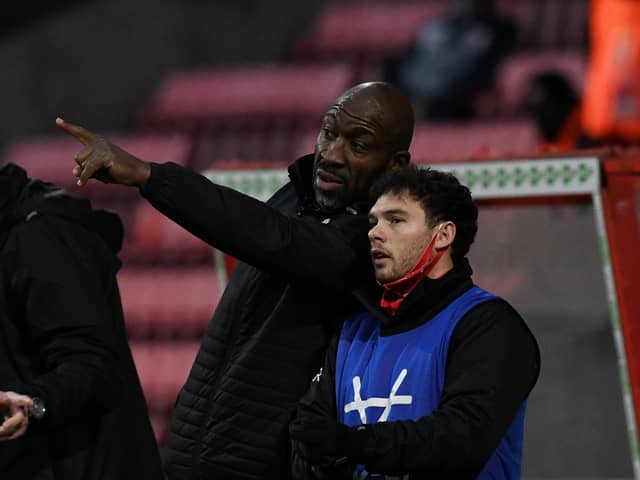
[[0, 164, 162, 480], [141, 156, 372, 479]]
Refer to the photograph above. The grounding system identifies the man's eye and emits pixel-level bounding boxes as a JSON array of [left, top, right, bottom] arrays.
[[390, 217, 403, 224], [351, 141, 366, 152]]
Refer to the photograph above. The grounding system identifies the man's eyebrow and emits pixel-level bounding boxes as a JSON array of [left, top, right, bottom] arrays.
[[381, 208, 408, 216], [369, 208, 408, 219], [349, 126, 376, 138]]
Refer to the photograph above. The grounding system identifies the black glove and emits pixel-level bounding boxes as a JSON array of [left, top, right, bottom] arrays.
[[289, 414, 348, 464], [290, 412, 374, 467]]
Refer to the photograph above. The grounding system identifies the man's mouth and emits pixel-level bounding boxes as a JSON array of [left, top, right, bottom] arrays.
[[316, 169, 345, 192], [370, 248, 391, 265]]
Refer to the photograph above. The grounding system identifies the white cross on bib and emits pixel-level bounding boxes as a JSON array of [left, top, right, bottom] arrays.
[[344, 369, 413, 423]]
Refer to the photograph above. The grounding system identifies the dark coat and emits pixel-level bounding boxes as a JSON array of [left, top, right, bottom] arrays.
[[140, 156, 372, 479], [0, 164, 162, 480]]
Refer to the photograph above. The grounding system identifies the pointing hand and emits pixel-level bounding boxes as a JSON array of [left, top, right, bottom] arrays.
[[56, 117, 151, 188]]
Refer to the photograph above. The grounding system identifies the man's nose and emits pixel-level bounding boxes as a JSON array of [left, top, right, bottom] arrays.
[[368, 223, 384, 242], [323, 137, 346, 166]]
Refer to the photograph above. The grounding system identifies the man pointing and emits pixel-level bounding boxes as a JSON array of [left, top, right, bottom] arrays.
[[57, 82, 415, 479]]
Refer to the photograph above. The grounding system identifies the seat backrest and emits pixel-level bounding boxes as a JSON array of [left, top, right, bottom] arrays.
[[410, 120, 538, 164], [141, 64, 354, 130]]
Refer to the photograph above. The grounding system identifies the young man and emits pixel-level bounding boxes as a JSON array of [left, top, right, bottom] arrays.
[[56, 82, 414, 479], [290, 166, 540, 479], [0, 164, 162, 479]]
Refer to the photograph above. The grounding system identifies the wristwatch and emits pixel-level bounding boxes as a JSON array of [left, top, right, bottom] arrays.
[[27, 397, 46, 420]]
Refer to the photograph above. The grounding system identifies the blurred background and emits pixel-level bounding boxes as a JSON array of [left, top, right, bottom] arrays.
[[2, 0, 640, 478]]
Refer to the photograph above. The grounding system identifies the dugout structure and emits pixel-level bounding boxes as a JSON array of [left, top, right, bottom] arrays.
[[204, 151, 640, 478]]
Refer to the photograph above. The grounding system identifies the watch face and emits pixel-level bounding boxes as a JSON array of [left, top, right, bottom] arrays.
[[28, 397, 45, 420]]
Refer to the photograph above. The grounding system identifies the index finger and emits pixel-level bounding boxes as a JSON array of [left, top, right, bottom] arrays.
[[55, 117, 96, 146]]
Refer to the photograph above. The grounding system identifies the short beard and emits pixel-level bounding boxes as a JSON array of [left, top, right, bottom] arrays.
[[312, 152, 349, 211], [314, 188, 346, 211]]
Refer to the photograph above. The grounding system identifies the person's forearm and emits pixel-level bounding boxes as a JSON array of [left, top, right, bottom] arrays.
[[141, 162, 359, 287], [346, 401, 503, 476], [23, 335, 121, 428]]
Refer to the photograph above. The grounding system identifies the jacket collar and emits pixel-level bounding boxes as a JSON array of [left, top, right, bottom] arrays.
[[353, 258, 474, 335]]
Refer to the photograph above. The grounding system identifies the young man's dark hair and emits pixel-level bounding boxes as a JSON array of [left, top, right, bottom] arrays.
[[370, 165, 478, 261], [290, 167, 540, 479]]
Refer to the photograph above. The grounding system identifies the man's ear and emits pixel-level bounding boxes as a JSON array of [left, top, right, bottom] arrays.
[[435, 221, 456, 250], [389, 151, 410, 171]]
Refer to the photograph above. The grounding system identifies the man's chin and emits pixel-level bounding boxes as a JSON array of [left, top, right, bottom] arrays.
[[314, 188, 347, 211], [374, 269, 398, 284]]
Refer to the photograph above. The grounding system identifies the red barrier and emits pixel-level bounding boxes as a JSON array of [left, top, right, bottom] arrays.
[[602, 153, 640, 437]]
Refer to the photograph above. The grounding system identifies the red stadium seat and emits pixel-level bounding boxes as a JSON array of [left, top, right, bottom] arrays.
[[561, 0, 589, 49], [496, 51, 587, 114], [293, 2, 445, 61], [124, 202, 213, 265], [130, 340, 199, 412], [139, 64, 355, 130], [295, 1, 587, 61], [410, 120, 538, 164], [3, 134, 192, 199], [191, 129, 298, 170], [118, 267, 220, 339], [497, 0, 588, 50], [292, 129, 320, 160]]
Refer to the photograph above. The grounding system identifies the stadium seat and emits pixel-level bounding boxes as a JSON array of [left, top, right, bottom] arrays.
[[125, 202, 213, 265], [409, 119, 538, 164], [139, 64, 355, 131], [496, 51, 587, 114], [118, 267, 220, 339], [191, 128, 298, 170], [3, 134, 192, 199], [293, 2, 445, 61], [294, 1, 587, 61], [498, 0, 588, 50], [292, 129, 319, 160]]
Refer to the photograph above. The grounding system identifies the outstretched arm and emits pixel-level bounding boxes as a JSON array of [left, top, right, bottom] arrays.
[[141, 162, 368, 288], [57, 119, 369, 289]]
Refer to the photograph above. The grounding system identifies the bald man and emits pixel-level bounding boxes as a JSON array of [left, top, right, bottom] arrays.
[[57, 82, 415, 480]]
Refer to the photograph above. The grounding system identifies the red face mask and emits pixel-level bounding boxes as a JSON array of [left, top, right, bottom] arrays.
[[379, 226, 446, 317]]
